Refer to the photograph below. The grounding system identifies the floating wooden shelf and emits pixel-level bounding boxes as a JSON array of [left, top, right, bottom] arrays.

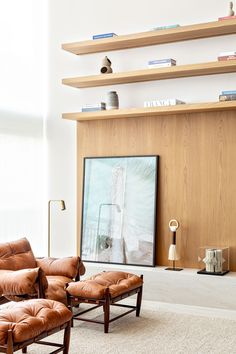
[[62, 101, 236, 122], [62, 60, 236, 88], [62, 20, 236, 55]]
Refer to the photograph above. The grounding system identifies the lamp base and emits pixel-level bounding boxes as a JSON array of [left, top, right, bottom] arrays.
[[197, 269, 229, 276], [165, 267, 183, 271]]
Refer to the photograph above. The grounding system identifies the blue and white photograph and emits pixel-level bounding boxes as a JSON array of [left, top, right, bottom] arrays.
[[81, 156, 158, 266]]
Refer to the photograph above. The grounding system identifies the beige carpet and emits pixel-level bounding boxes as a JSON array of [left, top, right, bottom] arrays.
[[16, 302, 236, 354]]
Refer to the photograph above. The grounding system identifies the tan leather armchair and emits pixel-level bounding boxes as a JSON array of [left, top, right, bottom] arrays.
[[0, 237, 85, 304]]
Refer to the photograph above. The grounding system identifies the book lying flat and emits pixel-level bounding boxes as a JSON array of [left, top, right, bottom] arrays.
[[144, 99, 185, 107], [153, 24, 180, 30], [148, 58, 176, 65], [93, 33, 117, 40], [218, 55, 236, 60], [148, 58, 176, 68], [81, 107, 106, 112], [148, 63, 176, 68], [218, 15, 236, 20], [219, 94, 236, 101], [222, 90, 236, 95], [81, 102, 106, 112]]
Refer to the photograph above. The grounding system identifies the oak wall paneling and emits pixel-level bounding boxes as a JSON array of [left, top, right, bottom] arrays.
[[76, 110, 236, 270]]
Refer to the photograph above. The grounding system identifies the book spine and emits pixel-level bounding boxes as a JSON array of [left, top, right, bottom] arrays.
[[218, 55, 236, 61], [148, 59, 176, 65], [222, 90, 236, 95], [218, 15, 236, 20], [93, 33, 116, 39], [83, 102, 106, 108], [144, 99, 185, 107], [153, 24, 180, 30], [148, 63, 176, 68], [219, 94, 236, 101], [82, 109, 106, 112]]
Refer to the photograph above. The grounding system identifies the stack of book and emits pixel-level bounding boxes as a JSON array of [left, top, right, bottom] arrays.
[[144, 99, 185, 107], [81, 103, 106, 112], [218, 51, 236, 61], [219, 90, 236, 101], [92, 32, 117, 40], [148, 58, 176, 68]]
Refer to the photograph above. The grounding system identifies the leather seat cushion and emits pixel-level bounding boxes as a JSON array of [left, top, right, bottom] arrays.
[[0, 299, 72, 345], [67, 271, 143, 300], [45, 276, 73, 304]]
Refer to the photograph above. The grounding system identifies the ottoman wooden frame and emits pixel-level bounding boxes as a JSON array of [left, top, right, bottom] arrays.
[[0, 321, 71, 354], [66, 272, 143, 333], [0, 299, 72, 354]]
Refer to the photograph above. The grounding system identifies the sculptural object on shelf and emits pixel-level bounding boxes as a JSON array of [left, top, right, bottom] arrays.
[[165, 219, 183, 271], [229, 1, 235, 16], [100, 56, 113, 74], [203, 248, 225, 273]]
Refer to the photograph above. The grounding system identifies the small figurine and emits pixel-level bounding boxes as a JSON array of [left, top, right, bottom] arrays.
[[165, 219, 183, 271], [229, 1, 235, 16], [100, 56, 113, 74]]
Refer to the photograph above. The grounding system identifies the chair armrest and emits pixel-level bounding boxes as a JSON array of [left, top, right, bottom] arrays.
[[36, 256, 85, 279], [0, 268, 47, 297]]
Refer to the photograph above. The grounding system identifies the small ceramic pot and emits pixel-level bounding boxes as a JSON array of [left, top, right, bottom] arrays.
[[107, 91, 119, 110]]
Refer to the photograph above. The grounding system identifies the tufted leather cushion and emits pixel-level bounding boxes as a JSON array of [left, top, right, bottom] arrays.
[[36, 256, 85, 279], [0, 238, 37, 271], [0, 268, 46, 296], [45, 276, 73, 305], [0, 299, 72, 345], [67, 271, 143, 300]]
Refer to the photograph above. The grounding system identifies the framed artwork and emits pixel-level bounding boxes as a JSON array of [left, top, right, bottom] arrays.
[[80, 155, 158, 266]]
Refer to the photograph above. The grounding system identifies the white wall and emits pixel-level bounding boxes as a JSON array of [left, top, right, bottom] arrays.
[[0, 1, 46, 255], [47, 0, 236, 259]]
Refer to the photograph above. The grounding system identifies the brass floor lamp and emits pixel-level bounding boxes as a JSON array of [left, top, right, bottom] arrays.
[[48, 200, 66, 257]]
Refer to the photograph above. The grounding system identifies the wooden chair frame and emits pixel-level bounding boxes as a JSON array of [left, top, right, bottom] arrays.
[[0, 320, 71, 354], [67, 274, 143, 333]]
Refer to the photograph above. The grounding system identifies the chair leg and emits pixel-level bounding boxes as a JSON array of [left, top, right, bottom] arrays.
[[22, 347, 27, 353], [63, 320, 71, 354], [136, 275, 143, 317], [104, 288, 110, 333], [7, 330, 13, 354], [66, 290, 74, 327]]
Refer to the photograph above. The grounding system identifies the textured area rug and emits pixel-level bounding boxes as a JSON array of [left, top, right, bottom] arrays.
[[17, 303, 236, 354]]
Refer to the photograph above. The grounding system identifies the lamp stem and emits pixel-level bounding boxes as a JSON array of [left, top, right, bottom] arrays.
[[48, 200, 51, 257]]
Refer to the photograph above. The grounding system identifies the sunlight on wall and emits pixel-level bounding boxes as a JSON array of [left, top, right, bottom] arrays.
[[0, 1, 47, 255], [0, 1, 44, 115]]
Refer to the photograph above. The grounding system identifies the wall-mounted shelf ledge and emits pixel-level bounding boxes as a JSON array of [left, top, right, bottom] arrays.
[[62, 101, 236, 122], [62, 60, 236, 88], [62, 20, 236, 55]]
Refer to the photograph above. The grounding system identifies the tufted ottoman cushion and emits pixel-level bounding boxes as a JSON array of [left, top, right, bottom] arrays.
[[67, 271, 143, 299], [0, 298, 72, 345], [66, 271, 143, 333]]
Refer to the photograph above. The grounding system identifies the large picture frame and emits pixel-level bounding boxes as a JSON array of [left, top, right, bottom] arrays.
[[80, 155, 158, 267]]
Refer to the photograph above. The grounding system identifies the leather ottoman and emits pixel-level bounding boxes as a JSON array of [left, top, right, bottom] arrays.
[[66, 271, 143, 333], [0, 298, 72, 354]]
